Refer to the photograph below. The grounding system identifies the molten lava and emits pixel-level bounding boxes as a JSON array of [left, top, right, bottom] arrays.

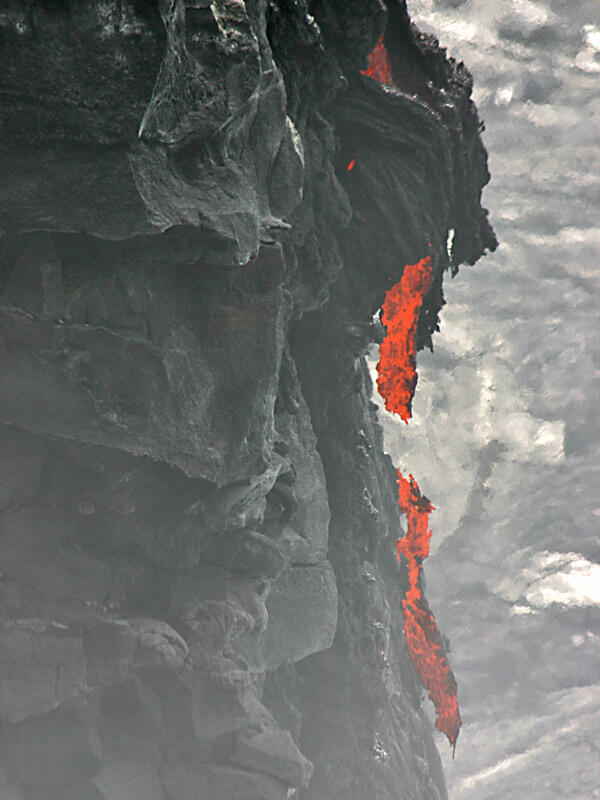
[[395, 471, 461, 749], [376, 252, 461, 749], [376, 256, 433, 423], [362, 35, 393, 86]]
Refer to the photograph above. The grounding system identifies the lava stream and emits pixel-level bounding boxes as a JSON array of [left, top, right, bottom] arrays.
[[376, 256, 433, 423], [375, 249, 460, 748], [396, 472, 461, 750], [362, 35, 393, 86]]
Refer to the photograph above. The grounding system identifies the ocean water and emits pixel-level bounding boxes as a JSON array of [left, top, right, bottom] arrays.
[[375, 1, 600, 797]]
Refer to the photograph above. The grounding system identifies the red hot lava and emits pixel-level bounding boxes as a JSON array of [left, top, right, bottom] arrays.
[[376, 256, 433, 423], [395, 471, 461, 750], [375, 250, 461, 748], [363, 26, 460, 748], [361, 35, 393, 85]]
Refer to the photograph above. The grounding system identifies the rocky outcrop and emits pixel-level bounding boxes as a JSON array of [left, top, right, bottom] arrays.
[[0, 2, 495, 798]]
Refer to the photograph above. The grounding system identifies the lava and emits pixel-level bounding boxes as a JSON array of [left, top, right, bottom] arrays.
[[395, 471, 461, 749], [347, 159, 357, 171], [376, 256, 433, 423], [361, 35, 393, 86], [375, 252, 461, 749]]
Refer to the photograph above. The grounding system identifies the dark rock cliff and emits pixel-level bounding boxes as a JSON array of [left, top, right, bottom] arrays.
[[0, 2, 495, 798]]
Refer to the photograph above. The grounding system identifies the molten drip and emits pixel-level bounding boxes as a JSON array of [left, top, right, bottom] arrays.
[[361, 35, 393, 85], [347, 159, 357, 171], [395, 472, 461, 749], [376, 255, 461, 750], [376, 256, 433, 423]]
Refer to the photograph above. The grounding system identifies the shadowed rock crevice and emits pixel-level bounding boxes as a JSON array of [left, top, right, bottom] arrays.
[[0, 1, 494, 798]]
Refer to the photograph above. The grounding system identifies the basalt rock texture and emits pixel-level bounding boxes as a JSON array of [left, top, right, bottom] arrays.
[[0, 2, 495, 798]]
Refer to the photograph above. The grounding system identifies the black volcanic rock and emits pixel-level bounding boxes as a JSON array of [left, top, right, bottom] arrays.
[[0, 1, 495, 798], [0, 426, 47, 512]]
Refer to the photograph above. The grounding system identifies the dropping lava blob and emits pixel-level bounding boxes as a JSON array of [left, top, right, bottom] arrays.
[[361, 35, 393, 86], [376, 256, 433, 423], [395, 471, 461, 750]]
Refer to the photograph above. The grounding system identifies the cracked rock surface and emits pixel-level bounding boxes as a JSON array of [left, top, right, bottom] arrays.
[[0, 2, 495, 798]]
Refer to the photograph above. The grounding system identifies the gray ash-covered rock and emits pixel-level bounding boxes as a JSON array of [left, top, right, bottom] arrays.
[[0, 1, 495, 798]]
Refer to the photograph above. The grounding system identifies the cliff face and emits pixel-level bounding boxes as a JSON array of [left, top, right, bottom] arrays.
[[0, 2, 495, 799]]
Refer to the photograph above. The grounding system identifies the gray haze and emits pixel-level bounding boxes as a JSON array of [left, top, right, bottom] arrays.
[[374, 1, 600, 797]]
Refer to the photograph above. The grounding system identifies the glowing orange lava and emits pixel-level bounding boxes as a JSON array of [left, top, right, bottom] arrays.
[[376, 252, 461, 749], [395, 471, 461, 750], [361, 35, 393, 85], [348, 159, 357, 171], [376, 256, 433, 423]]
